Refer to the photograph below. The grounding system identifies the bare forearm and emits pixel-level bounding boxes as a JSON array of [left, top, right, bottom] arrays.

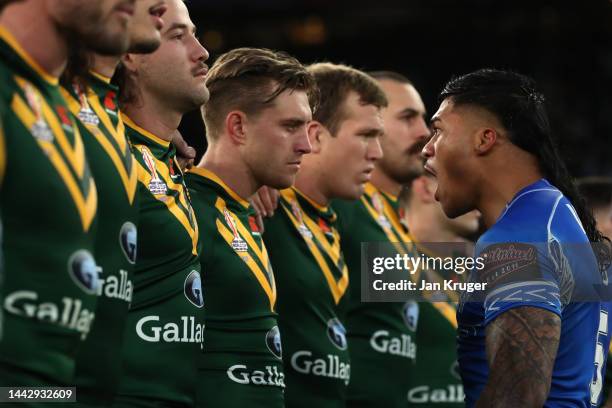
[[476, 307, 561, 407]]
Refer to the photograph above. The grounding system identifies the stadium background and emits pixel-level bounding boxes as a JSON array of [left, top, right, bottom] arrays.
[[179, 0, 612, 178]]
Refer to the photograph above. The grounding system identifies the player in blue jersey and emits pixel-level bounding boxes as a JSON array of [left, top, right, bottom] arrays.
[[422, 68, 611, 407]]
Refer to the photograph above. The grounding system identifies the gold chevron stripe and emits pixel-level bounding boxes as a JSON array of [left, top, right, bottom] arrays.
[[12, 93, 96, 231]]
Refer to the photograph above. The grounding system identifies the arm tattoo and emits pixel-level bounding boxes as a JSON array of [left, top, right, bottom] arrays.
[[475, 306, 561, 408]]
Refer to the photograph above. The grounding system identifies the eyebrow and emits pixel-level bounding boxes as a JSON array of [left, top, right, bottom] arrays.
[[358, 127, 384, 137], [280, 118, 308, 127], [397, 108, 425, 118], [164, 23, 197, 35]]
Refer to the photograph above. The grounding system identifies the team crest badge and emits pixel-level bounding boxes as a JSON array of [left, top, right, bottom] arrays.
[[291, 200, 313, 239], [248, 216, 261, 237], [372, 192, 392, 230], [327, 318, 348, 350], [141, 147, 167, 195], [23, 83, 53, 142], [73, 83, 99, 127], [168, 158, 182, 181], [184, 270, 204, 308], [104, 90, 118, 115], [55, 105, 74, 133], [318, 217, 335, 240], [223, 209, 248, 252], [265, 326, 283, 359]]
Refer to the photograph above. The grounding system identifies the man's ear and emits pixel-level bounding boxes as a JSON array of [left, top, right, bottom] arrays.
[[225, 111, 248, 145], [474, 127, 498, 155], [121, 53, 139, 73], [307, 120, 328, 154]]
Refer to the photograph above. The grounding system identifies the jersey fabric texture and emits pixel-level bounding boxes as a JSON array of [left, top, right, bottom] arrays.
[[264, 187, 350, 408], [185, 167, 284, 408], [60, 72, 138, 406], [0, 27, 98, 392], [114, 117, 202, 407], [333, 182, 418, 408], [406, 245, 465, 407], [458, 178, 611, 407]]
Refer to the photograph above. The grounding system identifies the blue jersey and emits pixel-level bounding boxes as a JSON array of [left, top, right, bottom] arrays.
[[458, 179, 611, 407]]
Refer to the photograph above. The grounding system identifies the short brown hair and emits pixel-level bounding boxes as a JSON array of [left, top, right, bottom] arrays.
[[368, 70, 413, 85], [308, 63, 388, 136], [203, 47, 319, 140]]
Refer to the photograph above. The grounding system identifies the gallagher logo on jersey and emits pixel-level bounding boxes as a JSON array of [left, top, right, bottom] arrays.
[[266, 326, 282, 359], [403, 301, 419, 331], [68, 249, 100, 295], [119, 221, 137, 264], [184, 270, 204, 308], [327, 318, 348, 350]]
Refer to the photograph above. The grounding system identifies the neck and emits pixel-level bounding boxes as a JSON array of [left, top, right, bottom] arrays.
[[0, 2, 68, 78], [476, 156, 542, 228], [91, 54, 121, 79], [198, 141, 260, 200], [409, 215, 468, 243], [371, 167, 401, 197], [293, 161, 330, 207], [122, 90, 182, 142]]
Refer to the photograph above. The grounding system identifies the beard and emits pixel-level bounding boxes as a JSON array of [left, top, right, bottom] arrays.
[[379, 138, 428, 184], [128, 37, 161, 54]]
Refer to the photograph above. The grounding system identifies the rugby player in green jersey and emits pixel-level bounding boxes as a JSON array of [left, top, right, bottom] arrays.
[[59, 1, 168, 405], [185, 47, 316, 408], [263, 63, 386, 408], [578, 178, 612, 408], [331, 71, 430, 408], [401, 174, 480, 406], [0, 0, 135, 392], [111, 0, 209, 405]]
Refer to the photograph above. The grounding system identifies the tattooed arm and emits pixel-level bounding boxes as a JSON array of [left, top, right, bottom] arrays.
[[475, 306, 561, 408]]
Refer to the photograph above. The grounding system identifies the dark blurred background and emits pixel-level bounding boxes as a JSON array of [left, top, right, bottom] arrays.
[[179, 0, 612, 177]]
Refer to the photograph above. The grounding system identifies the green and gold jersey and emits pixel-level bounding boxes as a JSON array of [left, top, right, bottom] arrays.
[[264, 188, 350, 408], [0, 117, 4, 341], [115, 116, 202, 407], [0, 27, 98, 387], [60, 73, 138, 405], [333, 182, 418, 408], [406, 245, 464, 407], [185, 167, 284, 408]]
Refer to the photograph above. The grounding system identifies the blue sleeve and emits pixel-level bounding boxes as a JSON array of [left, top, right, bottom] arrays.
[[478, 240, 563, 326]]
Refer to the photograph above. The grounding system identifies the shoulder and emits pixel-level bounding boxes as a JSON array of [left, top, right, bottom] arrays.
[[485, 187, 565, 244]]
